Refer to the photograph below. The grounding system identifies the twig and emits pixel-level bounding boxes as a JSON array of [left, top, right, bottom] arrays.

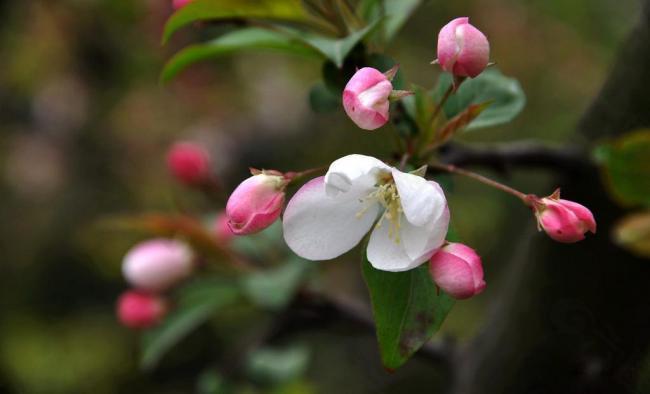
[[438, 141, 590, 174]]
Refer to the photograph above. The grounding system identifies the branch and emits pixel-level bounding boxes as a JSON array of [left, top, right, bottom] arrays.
[[438, 141, 590, 174]]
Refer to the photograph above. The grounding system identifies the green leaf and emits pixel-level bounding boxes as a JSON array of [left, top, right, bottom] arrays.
[[161, 28, 321, 82], [242, 257, 312, 310], [613, 211, 650, 258], [382, 0, 423, 40], [162, 0, 310, 44], [435, 69, 525, 130], [362, 257, 454, 370], [245, 345, 310, 385], [140, 278, 241, 371], [309, 82, 341, 113], [594, 130, 650, 207], [231, 220, 283, 259], [357, 0, 423, 42], [289, 19, 382, 67]]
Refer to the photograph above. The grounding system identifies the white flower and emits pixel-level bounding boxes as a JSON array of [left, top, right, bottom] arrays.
[[282, 154, 449, 272]]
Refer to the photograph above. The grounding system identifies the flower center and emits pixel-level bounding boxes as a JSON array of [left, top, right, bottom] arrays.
[[356, 177, 403, 243]]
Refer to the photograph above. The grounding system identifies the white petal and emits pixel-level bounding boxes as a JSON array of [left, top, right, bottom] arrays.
[[366, 216, 424, 272], [392, 169, 446, 227], [402, 205, 450, 262], [325, 154, 390, 197], [283, 176, 379, 261]]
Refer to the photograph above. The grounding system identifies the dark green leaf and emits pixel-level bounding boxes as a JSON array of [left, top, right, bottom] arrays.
[[435, 69, 525, 130], [289, 19, 382, 67], [362, 257, 454, 370], [594, 130, 650, 207], [245, 345, 310, 385], [161, 28, 321, 82], [140, 278, 241, 370], [242, 257, 312, 310], [162, 0, 310, 44], [309, 83, 341, 113]]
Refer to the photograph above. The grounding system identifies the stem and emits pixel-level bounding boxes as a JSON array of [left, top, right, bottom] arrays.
[[429, 162, 530, 203], [430, 84, 454, 132]]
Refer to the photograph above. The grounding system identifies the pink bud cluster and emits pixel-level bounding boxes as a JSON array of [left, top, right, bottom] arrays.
[[116, 238, 194, 329]]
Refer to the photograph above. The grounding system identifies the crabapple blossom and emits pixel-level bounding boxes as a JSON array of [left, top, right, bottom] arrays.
[[166, 142, 211, 186], [534, 191, 596, 243], [226, 173, 287, 235], [122, 239, 194, 292], [429, 243, 486, 299], [283, 154, 449, 272], [116, 290, 167, 329], [437, 17, 490, 78], [343, 67, 393, 130]]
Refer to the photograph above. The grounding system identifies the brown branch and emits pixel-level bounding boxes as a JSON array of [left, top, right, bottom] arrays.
[[438, 141, 590, 174]]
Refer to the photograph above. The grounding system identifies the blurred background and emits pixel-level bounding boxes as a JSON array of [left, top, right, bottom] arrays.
[[0, 0, 646, 393]]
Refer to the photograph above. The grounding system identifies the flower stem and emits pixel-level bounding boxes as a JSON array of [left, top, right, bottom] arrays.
[[429, 84, 454, 134], [429, 162, 532, 204]]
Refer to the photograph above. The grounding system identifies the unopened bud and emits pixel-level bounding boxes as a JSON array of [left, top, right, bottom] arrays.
[[122, 239, 194, 292], [429, 243, 486, 299], [166, 142, 212, 186], [226, 173, 286, 235], [436, 17, 490, 78], [116, 290, 167, 329], [534, 191, 596, 243], [342, 67, 393, 130]]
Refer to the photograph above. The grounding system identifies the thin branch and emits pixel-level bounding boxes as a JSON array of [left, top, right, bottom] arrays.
[[438, 141, 590, 174]]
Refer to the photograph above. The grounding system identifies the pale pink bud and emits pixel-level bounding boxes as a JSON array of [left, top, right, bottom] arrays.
[[166, 142, 211, 186], [535, 194, 596, 243], [172, 0, 192, 10], [122, 239, 194, 292], [429, 243, 486, 300], [226, 174, 286, 235], [116, 290, 167, 329], [343, 67, 393, 130], [214, 211, 235, 244], [437, 17, 490, 78]]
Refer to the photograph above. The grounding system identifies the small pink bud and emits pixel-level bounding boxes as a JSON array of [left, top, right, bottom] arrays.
[[116, 291, 167, 329], [122, 239, 194, 292], [342, 67, 393, 130], [437, 17, 490, 78], [214, 211, 235, 244], [172, 0, 192, 10], [226, 173, 286, 235], [429, 243, 486, 300], [166, 142, 212, 186], [534, 192, 596, 243]]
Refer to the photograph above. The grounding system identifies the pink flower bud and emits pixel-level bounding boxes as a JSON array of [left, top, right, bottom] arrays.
[[429, 243, 486, 300], [122, 239, 194, 292], [226, 173, 286, 235], [172, 0, 192, 10], [116, 290, 167, 329], [214, 211, 235, 244], [534, 193, 596, 243], [166, 142, 211, 186], [437, 17, 490, 78], [343, 67, 393, 130]]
